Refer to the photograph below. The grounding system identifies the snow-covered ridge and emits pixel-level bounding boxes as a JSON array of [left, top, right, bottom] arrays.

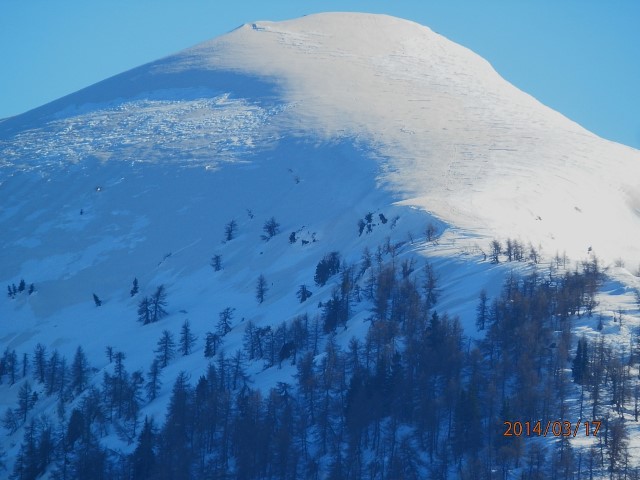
[[2, 12, 639, 264], [188, 12, 640, 264]]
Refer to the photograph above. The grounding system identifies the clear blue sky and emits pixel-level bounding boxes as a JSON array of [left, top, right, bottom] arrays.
[[1, 0, 639, 149]]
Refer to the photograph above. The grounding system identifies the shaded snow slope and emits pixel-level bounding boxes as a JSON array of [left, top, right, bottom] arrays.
[[2, 12, 639, 265]]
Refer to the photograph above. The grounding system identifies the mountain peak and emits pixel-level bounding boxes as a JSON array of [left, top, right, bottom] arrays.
[[2, 12, 640, 264], [170, 12, 640, 263]]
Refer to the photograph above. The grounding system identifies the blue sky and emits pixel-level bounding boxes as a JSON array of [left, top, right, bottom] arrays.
[[1, 0, 639, 149]]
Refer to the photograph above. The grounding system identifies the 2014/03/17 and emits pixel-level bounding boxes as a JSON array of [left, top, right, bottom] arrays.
[[503, 420, 601, 438]]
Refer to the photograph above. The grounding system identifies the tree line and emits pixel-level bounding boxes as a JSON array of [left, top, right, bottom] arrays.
[[2, 240, 637, 479]]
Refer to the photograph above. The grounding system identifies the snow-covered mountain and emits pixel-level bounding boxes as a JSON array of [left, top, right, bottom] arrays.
[[3, 13, 639, 265], [2, 12, 640, 478]]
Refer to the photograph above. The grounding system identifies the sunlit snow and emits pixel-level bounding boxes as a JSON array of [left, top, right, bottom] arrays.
[[1, 12, 640, 475]]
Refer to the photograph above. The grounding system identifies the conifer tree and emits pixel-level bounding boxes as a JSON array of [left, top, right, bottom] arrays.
[[2, 408, 18, 434], [150, 285, 168, 323], [217, 308, 235, 336], [130, 278, 139, 297], [179, 320, 197, 356], [21, 352, 28, 379], [204, 332, 222, 358], [211, 254, 222, 271], [423, 262, 438, 310], [17, 381, 34, 422], [261, 217, 280, 240], [155, 330, 176, 369], [93, 293, 102, 307], [133, 416, 157, 479], [33, 344, 46, 384], [475, 289, 489, 331], [256, 275, 268, 304], [572, 336, 589, 385], [159, 372, 194, 477], [314, 252, 341, 286], [71, 346, 89, 395], [137, 297, 152, 325], [425, 222, 438, 242], [224, 219, 237, 241], [490, 239, 502, 263], [296, 284, 312, 303], [2, 349, 17, 385], [103, 346, 114, 365], [146, 359, 162, 401], [45, 350, 60, 396], [11, 418, 40, 479]]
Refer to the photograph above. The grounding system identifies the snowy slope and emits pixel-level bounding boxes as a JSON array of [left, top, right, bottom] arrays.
[[1, 11, 640, 475], [3, 13, 639, 265]]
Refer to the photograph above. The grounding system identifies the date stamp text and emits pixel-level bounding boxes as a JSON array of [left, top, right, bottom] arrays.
[[503, 420, 601, 438]]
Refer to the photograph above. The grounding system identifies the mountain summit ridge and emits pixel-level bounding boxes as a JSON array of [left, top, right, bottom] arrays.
[[4, 13, 640, 265], [2, 12, 640, 263]]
